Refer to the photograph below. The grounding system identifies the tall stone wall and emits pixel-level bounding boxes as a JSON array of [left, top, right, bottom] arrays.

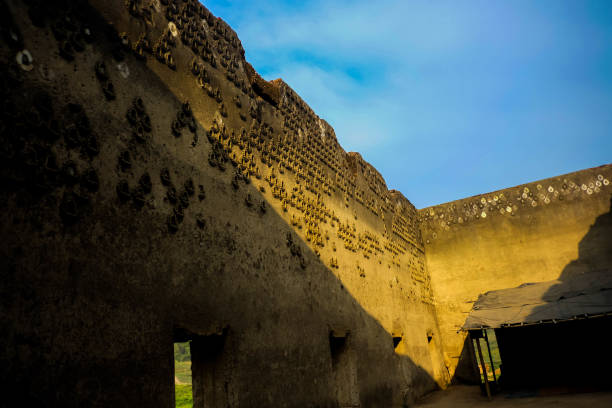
[[419, 165, 612, 382], [0, 0, 447, 406]]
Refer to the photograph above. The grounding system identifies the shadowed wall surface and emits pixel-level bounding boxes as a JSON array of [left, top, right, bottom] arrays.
[[0, 0, 610, 406], [0, 0, 445, 406]]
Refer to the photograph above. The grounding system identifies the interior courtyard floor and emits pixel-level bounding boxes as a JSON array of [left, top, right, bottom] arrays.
[[414, 385, 612, 408]]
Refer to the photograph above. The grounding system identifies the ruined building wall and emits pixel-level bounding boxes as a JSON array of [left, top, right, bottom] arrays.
[[419, 165, 612, 382], [0, 0, 447, 406]]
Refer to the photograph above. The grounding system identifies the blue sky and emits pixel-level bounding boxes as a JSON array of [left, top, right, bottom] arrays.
[[203, 0, 612, 208]]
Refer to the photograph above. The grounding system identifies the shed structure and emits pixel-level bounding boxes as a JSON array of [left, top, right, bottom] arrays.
[[463, 271, 612, 390]]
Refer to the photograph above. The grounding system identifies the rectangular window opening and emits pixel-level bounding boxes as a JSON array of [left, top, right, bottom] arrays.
[[329, 333, 347, 363], [393, 336, 402, 349]]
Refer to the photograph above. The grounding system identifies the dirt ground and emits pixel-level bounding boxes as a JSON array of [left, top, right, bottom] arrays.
[[414, 385, 612, 408]]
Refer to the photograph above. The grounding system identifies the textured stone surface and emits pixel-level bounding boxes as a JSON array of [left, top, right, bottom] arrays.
[[0, 0, 444, 406], [0, 0, 610, 406], [420, 165, 612, 382]]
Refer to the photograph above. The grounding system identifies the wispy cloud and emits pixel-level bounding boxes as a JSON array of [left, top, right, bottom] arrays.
[[205, 0, 612, 208]]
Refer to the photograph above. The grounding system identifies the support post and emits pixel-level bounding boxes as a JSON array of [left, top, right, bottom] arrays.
[[475, 335, 492, 400], [484, 329, 497, 384]]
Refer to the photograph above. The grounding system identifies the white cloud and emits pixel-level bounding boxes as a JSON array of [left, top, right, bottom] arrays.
[[205, 0, 612, 207]]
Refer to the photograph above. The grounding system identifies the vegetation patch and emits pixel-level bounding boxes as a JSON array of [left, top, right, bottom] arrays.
[[175, 384, 193, 408]]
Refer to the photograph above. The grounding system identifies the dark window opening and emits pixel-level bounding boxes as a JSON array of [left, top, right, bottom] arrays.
[[329, 331, 359, 407], [329, 332, 347, 362], [393, 336, 402, 349]]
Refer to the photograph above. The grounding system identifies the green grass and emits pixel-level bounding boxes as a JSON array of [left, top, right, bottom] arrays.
[[174, 342, 192, 407], [175, 383, 192, 408], [474, 329, 502, 383], [175, 360, 192, 384]]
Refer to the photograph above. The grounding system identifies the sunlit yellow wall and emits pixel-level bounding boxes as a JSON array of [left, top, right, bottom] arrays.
[[420, 165, 612, 381]]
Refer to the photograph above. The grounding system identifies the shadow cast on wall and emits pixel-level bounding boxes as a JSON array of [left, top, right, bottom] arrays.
[[449, 195, 612, 389], [0, 0, 443, 407], [497, 196, 612, 389], [450, 336, 480, 385]]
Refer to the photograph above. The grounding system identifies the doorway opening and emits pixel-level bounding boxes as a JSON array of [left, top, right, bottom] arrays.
[[329, 331, 360, 407], [174, 340, 193, 408], [174, 327, 195, 408], [173, 327, 229, 408]]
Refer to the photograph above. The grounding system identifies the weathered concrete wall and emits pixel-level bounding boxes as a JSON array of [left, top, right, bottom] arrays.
[[419, 165, 612, 382], [0, 0, 447, 406]]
